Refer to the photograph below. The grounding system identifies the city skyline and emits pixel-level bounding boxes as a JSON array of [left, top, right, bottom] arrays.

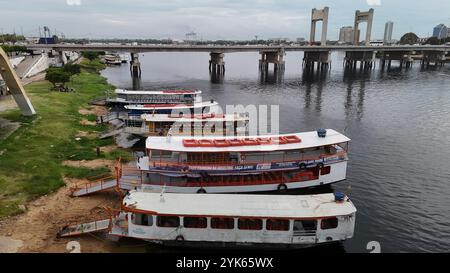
[[1, 0, 450, 40]]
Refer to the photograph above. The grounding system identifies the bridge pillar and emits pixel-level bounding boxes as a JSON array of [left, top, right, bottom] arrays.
[[302, 51, 331, 72], [209, 52, 225, 74], [344, 51, 376, 71], [58, 51, 68, 65], [421, 51, 446, 68], [310, 7, 329, 46], [0, 47, 36, 116], [130, 53, 141, 77], [353, 9, 374, 46], [379, 51, 414, 70], [259, 50, 285, 74]]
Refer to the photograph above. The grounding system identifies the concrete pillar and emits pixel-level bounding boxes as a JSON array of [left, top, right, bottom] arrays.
[[259, 50, 285, 74], [0, 47, 36, 116], [130, 53, 141, 77], [209, 52, 225, 75], [310, 7, 329, 45], [353, 8, 374, 46]]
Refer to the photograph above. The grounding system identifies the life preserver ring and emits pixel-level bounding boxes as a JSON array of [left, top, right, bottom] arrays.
[[176, 235, 185, 242], [277, 183, 288, 192], [197, 188, 207, 194]]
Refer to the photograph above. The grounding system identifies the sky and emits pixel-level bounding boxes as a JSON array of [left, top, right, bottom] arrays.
[[1, 0, 449, 40]]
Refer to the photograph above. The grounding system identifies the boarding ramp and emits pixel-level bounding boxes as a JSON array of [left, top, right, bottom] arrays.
[[69, 159, 142, 197], [70, 176, 118, 197], [57, 219, 111, 238]]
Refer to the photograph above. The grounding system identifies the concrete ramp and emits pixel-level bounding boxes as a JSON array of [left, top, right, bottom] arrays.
[[57, 219, 111, 238]]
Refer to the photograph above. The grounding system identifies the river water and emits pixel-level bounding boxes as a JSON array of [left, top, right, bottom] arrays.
[[101, 51, 450, 253]]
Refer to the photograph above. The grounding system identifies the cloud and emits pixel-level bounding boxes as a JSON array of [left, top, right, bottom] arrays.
[[366, 0, 381, 6], [66, 0, 81, 6]]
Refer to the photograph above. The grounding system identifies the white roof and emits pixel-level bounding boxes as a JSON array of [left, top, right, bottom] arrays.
[[125, 101, 219, 110], [141, 113, 249, 123], [123, 191, 356, 218], [145, 129, 350, 152], [115, 88, 201, 95]]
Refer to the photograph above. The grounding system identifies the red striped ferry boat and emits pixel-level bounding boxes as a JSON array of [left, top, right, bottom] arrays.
[[135, 129, 350, 193]]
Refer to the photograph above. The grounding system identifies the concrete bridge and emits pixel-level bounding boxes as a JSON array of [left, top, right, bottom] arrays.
[[26, 5, 450, 76]]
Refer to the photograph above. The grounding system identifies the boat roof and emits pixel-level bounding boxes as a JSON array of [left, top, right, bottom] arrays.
[[145, 129, 350, 152], [122, 191, 357, 219], [115, 88, 201, 95], [125, 101, 219, 110], [141, 113, 249, 122]]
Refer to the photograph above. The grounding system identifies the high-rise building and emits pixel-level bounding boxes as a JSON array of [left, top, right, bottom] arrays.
[[384, 21, 394, 44], [339, 26, 358, 44], [432, 24, 448, 39]]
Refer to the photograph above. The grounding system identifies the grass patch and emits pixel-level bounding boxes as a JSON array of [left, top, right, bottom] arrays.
[[0, 59, 124, 218]]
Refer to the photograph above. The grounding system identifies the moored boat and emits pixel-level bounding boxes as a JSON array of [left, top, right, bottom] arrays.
[[134, 129, 350, 193], [58, 190, 357, 250], [124, 112, 250, 137]]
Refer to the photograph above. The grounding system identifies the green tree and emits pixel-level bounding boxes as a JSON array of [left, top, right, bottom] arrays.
[[63, 63, 81, 75], [45, 68, 71, 89], [81, 51, 99, 61], [424, 37, 442, 45], [399, 32, 419, 45]]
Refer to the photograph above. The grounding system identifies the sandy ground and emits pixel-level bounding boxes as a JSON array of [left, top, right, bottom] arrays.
[[78, 106, 108, 117], [62, 159, 116, 171], [0, 177, 124, 253]]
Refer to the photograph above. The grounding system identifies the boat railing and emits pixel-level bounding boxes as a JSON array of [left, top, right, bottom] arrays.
[[148, 150, 348, 168]]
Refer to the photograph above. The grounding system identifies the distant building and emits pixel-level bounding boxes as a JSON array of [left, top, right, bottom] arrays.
[[432, 24, 448, 39], [384, 21, 394, 44], [339, 26, 358, 44], [268, 38, 290, 43]]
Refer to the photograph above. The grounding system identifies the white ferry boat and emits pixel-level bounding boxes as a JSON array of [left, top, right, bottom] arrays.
[[135, 129, 350, 193], [124, 100, 219, 115], [101, 191, 356, 249], [124, 113, 249, 137], [107, 89, 202, 105]]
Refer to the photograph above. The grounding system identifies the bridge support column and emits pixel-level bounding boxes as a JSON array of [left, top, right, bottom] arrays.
[[310, 7, 329, 45], [353, 9, 374, 46], [421, 51, 446, 68], [58, 51, 68, 65], [209, 52, 225, 74], [379, 51, 414, 70], [302, 51, 331, 72], [259, 50, 285, 74], [0, 47, 36, 116], [344, 51, 376, 71], [130, 53, 141, 77]]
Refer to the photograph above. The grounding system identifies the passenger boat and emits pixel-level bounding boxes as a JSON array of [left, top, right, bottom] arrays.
[[101, 54, 122, 65], [135, 129, 350, 193], [107, 89, 202, 105], [124, 113, 249, 137], [124, 100, 219, 115], [102, 190, 357, 249]]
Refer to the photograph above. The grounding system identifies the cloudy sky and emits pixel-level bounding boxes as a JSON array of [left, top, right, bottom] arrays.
[[1, 0, 449, 40]]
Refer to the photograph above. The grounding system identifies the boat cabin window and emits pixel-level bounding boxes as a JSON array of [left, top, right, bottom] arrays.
[[132, 213, 153, 226], [320, 166, 331, 175], [293, 220, 317, 231], [238, 218, 263, 230], [266, 219, 290, 231], [321, 217, 338, 230], [211, 217, 235, 229], [156, 216, 180, 228], [183, 217, 207, 229]]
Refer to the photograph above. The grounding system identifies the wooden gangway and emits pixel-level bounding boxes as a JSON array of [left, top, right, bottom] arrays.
[[57, 219, 111, 238], [69, 159, 142, 197]]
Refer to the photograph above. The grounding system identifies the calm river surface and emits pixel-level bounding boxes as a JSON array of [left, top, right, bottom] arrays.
[[101, 51, 450, 253]]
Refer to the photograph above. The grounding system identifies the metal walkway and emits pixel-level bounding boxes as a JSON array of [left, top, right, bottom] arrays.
[[57, 219, 111, 238]]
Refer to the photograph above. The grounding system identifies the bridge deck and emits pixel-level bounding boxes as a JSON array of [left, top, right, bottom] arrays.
[[26, 44, 450, 53]]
